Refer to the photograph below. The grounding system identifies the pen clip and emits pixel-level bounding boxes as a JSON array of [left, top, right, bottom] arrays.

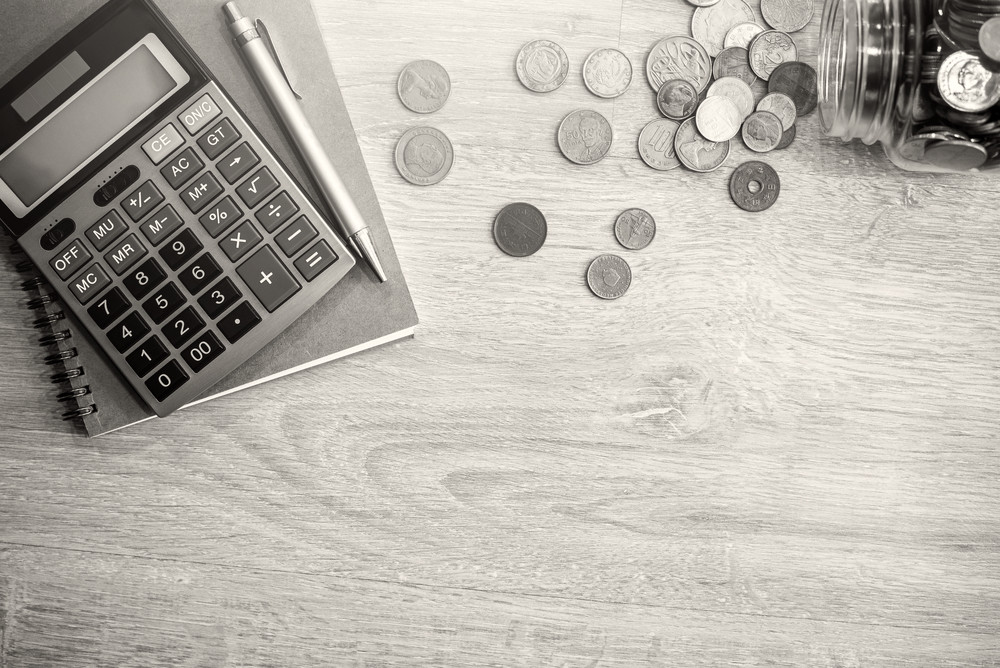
[[254, 19, 303, 100]]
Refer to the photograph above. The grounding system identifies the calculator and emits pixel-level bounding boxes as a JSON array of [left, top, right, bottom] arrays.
[[0, 0, 355, 416]]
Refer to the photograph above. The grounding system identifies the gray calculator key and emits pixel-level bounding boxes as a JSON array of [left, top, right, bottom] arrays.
[[235, 167, 278, 208], [236, 247, 300, 312], [140, 204, 183, 246], [49, 238, 92, 280], [198, 196, 242, 238], [160, 147, 204, 190], [276, 216, 317, 257], [103, 233, 148, 275], [68, 263, 110, 304], [121, 180, 164, 222], [85, 210, 127, 251], [218, 143, 259, 184], [141, 123, 183, 164], [293, 240, 338, 282], [197, 118, 240, 159], [180, 172, 223, 213], [255, 192, 299, 233], [219, 220, 262, 262], [178, 93, 221, 136]]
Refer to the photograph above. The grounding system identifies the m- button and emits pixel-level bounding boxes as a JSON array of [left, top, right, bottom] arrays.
[[141, 123, 183, 164], [48, 238, 92, 280]]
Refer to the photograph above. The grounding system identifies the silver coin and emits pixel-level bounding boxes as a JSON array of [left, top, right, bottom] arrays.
[[674, 117, 731, 172], [775, 122, 796, 149], [397, 60, 451, 114], [696, 96, 743, 141], [516, 40, 570, 93], [656, 78, 700, 120], [614, 208, 656, 250], [394, 126, 454, 185], [922, 139, 989, 170], [748, 30, 798, 81], [691, 0, 756, 57], [936, 51, 1000, 113], [897, 131, 958, 161], [637, 119, 682, 171], [587, 254, 632, 300], [646, 35, 713, 92], [766, 61, 818, 115], [707, 76, 756, 119], [713, 46, 757, 86], [494, 203, 547, 257], [686, 0, 722, 6], [557, 110, 613, 165], [760, 0, 814, 33], [724, 22, 764, 49], [741, 110, 783, 152], [981, 17, 1000, 62], [756, 92, 797, 130], [583, 48, 633, 98]]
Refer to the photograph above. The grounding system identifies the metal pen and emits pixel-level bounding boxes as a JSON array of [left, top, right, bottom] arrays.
[[223, 2, 388, 282]]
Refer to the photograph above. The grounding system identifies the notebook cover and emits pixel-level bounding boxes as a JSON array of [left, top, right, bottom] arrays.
[[1, 0, 418, 436]]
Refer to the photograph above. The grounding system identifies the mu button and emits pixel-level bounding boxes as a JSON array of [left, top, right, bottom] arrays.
[[236, 247, 300, 313]]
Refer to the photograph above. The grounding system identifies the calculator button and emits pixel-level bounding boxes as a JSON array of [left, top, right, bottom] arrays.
[[123, 258, 167, 299], [180, 172, 223, 213], [163, 306, 205, 348], [235, 167, 279, 208], [178, 93, 221, 136], [49, 239, 91, 280], [68, 263, 110, 305], [218, 143, 260, 184], [181, 331, 226, 373], [218, 301, 262, 343], [198, 196, 242, 238], [159, 229, 204, 270], [178, 252, 222, 294], [255, 192, 300, 233], [294, 240, 338, 282], [142, 123, 183, 164], [197, 118, 241, 160], [125, 336, 169, 377], [107, 311, 150, 353], [237, 247, 301, 312], [103, 233, 147, 275], [198, 277, 242, 319], [85, 211, 127, 251], [145, 360, 190, 402], [121, 180, 164, 222], [87, 287, 130, 329], [276, 216, 318, 257], [219, 220, 262, 262], [160, 147, 204, 190], [141, 282, 185, 324]]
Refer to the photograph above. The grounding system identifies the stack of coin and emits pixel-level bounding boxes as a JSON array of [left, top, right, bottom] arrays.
[[394, 60, 456, 185]]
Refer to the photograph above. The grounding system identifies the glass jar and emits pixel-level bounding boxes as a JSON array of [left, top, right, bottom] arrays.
[[818, 0, 1000, 172]]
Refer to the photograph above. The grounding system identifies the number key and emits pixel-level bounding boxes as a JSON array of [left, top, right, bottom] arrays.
[[141, 282, 185, 324], [164, 306, 205, 348], [125, 336, 169, 377], [145, 360, 189, 402], [107, 312, 150, 353], [198, 277, 242, 319], [181, 331, 226, 373], [123, 258, 167, 299], [87, 287, 130, 329], [178, 253, 222, 294], [159, 229, 203, 270]]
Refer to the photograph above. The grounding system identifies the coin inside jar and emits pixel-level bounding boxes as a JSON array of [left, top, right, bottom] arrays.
[[922, 139, 989, 170], [516, 40, 570, 93], [936, 50, 1000, 112], [614, 209, 656, 250], [587, 254, 632, 300], [696, 96, 744, 141], [729, 160, 780, 212], [493, 203, 548, 257], [656, 78, 701, 120]]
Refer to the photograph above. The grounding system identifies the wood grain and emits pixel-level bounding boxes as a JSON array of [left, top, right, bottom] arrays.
[[2, 0, 1000, 665]]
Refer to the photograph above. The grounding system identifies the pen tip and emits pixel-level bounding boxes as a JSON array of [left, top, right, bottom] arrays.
[[222, 2, 244, 23]]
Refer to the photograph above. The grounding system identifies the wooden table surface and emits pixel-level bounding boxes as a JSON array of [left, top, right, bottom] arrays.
[[2, 0, 999, 665]]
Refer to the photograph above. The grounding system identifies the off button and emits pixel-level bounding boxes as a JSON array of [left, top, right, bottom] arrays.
[[141, 123, 183, 164], [178, 93, 222, 136]]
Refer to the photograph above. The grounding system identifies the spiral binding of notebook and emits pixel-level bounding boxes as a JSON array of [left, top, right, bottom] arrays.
[[13, 243, 97, 421]]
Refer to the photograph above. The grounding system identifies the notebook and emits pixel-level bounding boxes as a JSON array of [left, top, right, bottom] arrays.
[[2, 0, 418, 436]]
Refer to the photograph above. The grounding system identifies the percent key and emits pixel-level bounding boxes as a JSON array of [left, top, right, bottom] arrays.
[[198, 196, 242, 238]]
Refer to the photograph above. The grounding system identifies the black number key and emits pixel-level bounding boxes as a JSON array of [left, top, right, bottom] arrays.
[[181, 331, 226, 373], [107, 312, 150, 353], [87, 287, 130, 329], [145, 359, 189, 402], [178, 253, 222, 294], [218, 301, 261, 343], [125, 336, 169, 377], [159, 229, 203, 270], [164, 306, 205, 348], [123, 258, 167, 299], [198, 277, 242, 319], [141, 282, 185, 324]]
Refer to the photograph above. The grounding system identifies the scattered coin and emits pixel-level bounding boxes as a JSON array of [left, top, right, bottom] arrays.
[[775, 122, 796, 149], [557, 110, 613, 165], [713, 46, 757, 86], [397, 60, 451, 114], [691, 0, 756, 57], [587, 254, 632, 300], [741, 110, 784, 152], [696, 96, 744, 141], [922, 139, 989, 170], [656, 78, 700, 120], [756, 92, 797, 130], [936, 50, 1000, 112], [748, 30, 798, 81], [637, 119, 683, 170], [729, 160, 780, 212], [767, 61, 819, 115], [760, 0, 814, 33], [981, 17, 1000, 62], [686, 0, 722, 6], [583, 48, 633, 98], [493, 203, 547, 257], [674, 117, 732, 172], [647, 35, 714, 92], [724, 22, 764, 49], [394, 127, 454, 185], [614, 209, 656, 250], [707, 76, 755, 119], [516, 40, 570, 93]]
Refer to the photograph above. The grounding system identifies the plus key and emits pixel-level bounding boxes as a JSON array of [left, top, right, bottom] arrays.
[[236, 247, 300, 312]]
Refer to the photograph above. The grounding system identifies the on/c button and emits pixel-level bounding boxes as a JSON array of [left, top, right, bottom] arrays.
[[141, 123, 183, 165]]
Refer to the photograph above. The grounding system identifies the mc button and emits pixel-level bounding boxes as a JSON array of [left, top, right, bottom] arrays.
[[68, 263, 110, 305]]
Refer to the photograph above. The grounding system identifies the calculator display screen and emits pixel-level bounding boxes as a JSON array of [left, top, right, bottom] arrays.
[[0, 34, 188, 213]]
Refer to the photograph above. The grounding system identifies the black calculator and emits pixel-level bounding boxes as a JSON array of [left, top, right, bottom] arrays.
[[0, 0, 355, 416]]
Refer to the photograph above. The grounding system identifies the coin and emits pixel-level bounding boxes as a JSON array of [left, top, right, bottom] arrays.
[[646, 36, 714, 92], [493, 203, 547, 257], [691, 0, 756, 57], [696, 96, 743, 141], [748, 30, 798, 81], [936, 50, 1000, 112], [394, 127, 454, 185], [741, 110, 783, 151], [760, 0, 814, 33], [515, 40, 570, 93], [724, 22, 764, 49], [686, 0, 722, 6], [583, 48, 633, 98], [637, 119, 682, 170], [614, 209, 656, 250], [981, 17, 1000, 61], [729, 160, 780, 212], [756, 92, 797, 130], [557, 110, 613, 165], [397, 60, 451, 114], [775, 122, 796, 149], [922, 139, 989, 170], [674, 117, 731, 172], [713, 46, 757, 85], [766, 61, 819, 115], [587, 254, 632, 300], [707, 76, 756, 118], [656, 78, 700, 119]]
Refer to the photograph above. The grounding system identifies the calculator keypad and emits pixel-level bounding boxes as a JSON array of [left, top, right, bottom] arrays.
[[236, 167, 279, 208], [197, 118, 240, 159], [122, 181, 164, 222], [87, 287, 131, 329], [159, 229, 203, 270], [103, 233, 147, 275], [237, 247, 300, 313], [141, 205, 184, 245], [126, 336, 169, 377], [123, 258, 167, 299], [218, 143, 259, 184], [142, 282, 185, 324], [219, 221, 262, 262], [108, 312, 150, 353], [160, 147, 204, 189], [85, 211, 128, 251]]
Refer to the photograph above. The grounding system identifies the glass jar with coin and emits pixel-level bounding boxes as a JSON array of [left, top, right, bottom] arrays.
[[818, 0, 1000, 172]]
